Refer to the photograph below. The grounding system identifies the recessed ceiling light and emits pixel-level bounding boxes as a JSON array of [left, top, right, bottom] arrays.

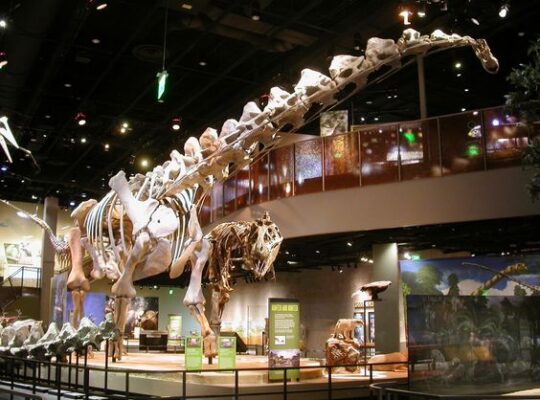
[[91, 38, 100, 44], [80, 137, 87, 144], [45, 115, 51, 119], [181, 3, 193, 10], [0, 19, 7, 29], [64, 83, 72, 88], [470, 17, 480, 26], [140, 158, 149, 168], [104, 143, 110, 150], [69, 201, 76, 206], [518, 32, 525, 37], [199, 60, 207, 67], [461, 107, 466, 112], [96, 3, 108, 10], [456, 73, 462, 77], [464, 88, 469, 92], [454, 62, 462, 69]]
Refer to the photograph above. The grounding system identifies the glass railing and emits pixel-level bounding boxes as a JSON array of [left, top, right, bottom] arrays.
[[200, 106, 533, 226]]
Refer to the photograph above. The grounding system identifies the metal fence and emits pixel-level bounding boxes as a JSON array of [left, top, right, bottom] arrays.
[[0, 351, 407, 400]]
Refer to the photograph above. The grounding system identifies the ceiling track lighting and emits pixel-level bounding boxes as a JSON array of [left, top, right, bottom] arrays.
[[499, 3, 509, 18], [251, 1, 261, 21], [171, 117, 181, 131], [0, 52, 7, 69], [74, 112, 87, 126]]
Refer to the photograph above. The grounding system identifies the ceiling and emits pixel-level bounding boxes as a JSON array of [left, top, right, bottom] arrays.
[[0, 0, 538, 206]]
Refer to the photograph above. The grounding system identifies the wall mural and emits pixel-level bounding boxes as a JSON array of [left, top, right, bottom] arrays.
[[400, 254, 540, 297], [106, 296, 159, 335], [65, 292, 107, 326], [408, 295, 540, 394]]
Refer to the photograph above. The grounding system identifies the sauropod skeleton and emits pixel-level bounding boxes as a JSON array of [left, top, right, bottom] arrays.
[[6, 29, 499, 358]]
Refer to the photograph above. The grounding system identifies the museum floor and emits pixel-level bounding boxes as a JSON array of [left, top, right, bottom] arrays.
[[82, 351, 407, 398]]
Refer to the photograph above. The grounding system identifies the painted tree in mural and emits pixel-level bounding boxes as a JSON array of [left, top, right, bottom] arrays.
[[447, 273, 460, 296], [505, 38, 540, 200]]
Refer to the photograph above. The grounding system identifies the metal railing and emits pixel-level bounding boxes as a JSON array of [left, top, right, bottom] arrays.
[[370, 381, 540, 400], [201, 105, 534, 226], [0, 351, 408, 400], [0, 267, 41, 311]]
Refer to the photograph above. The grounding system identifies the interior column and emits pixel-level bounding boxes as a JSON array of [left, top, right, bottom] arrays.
[[372, 243, 401, 353], [40, 196, 58, 325]]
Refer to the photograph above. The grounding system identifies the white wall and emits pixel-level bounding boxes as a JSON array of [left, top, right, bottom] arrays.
[[207, 167, 540, 238], [220, 265, 373, 356]]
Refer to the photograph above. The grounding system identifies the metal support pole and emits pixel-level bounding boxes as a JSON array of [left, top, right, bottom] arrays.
[[104, 339, 109, 393], [182, 370, 187, 400], [416, 55, 427, 119], [125, 371, 130, 399], [327, 366, 332, 400]]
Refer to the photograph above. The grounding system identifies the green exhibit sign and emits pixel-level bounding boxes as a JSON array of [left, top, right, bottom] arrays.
[[185, 335, 202, 370], [168, 315, 182, 339], [268, 298, 300, 381], [218, 336, 236, 370]]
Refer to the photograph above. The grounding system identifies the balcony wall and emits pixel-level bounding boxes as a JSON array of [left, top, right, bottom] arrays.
[[202, 107, 539, 237]]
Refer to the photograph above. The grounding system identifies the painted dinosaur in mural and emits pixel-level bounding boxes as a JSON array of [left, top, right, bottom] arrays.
[[465, 262, 540, 296], [2, 28, 498, 358]]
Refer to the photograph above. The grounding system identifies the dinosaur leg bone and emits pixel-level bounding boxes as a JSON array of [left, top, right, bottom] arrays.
[[81, 237, 106, 280], [183, 238, 217, 357], [70, 289, 86, 329], [111, 231, 152, 299], [112, 297, 130, 361], [66, 227, 90, 292]]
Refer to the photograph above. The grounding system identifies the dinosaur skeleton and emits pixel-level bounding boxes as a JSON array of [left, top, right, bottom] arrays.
[[3, 29, 498, 358], [0, 116, 39, 170]]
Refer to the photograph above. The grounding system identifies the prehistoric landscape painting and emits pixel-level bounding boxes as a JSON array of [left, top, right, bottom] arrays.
[[64, 292, 107, 326], [111, 296, 159, 334], [400, 254, 540, 297], [407, 295, 540, 394]]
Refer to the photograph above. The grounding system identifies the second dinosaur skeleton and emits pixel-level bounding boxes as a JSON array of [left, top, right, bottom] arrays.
[[6, 28, 499, 358]]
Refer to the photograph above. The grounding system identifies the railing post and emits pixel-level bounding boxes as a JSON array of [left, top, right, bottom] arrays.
[[20, 268, 24, 290], [327, 366, 332, 400], [84, 350, 89, 400], [182, 370, 187, 400], [56, 358, 61, 400], [234, 369, 239, 400], [32, 359, 36, 394], [283, 368, 287, 400], [125, 371, 130, 399], [104, 339, 109, 394]]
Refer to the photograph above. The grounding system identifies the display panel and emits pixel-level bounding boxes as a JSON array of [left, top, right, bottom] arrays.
[[250, 154, 269, 204], [439, 111, 483, 175], [185, 335, 203, 370], [324, 133, 360, 190], [320, 110, 348, 137], [294, 139, 322, 195], [268, 298, 300, 381], [359, 125, 399, 185], [269, 146, 294, 200], [408, 295, 540, 395], [399, 119, 441, 180], [218, 336, 236, 369]]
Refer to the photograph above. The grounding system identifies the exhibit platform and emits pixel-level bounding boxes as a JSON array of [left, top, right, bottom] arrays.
[[80, 352, 407, 398]]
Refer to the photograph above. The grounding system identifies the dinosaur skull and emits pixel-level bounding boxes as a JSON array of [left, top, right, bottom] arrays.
[[249, 212, 283, 279]]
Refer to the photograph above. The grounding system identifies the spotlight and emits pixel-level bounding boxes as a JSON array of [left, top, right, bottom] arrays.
[[140, 158, 150, 168], [470, 17, 480, 26], [121, 121, 129, 129], [0, 52, 7, 69], [454, 62, 462, 69], [91, 38, 100, 44], [104, 143, 110, 151], [417, 2, 426, 17], [499, 3, 509, 18], [80, 137, 87, 144], [347, 242, 353, 247], [399, 9, 412, 25], [0, 19, 6, 29], [353, 33, 362, 51], [171, 117, 181, 131], [75, 112, 87, 126], [251, 1, 260, 21], [69, 201, 76, 206], [96, 2, 108, 10], [198, 60, 207, 67]]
